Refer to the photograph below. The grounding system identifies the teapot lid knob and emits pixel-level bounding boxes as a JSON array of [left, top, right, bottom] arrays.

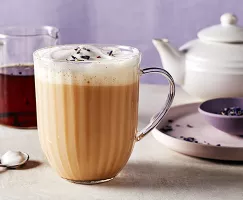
[[198, 13, 243, 43], [220, 13, 237, 26]]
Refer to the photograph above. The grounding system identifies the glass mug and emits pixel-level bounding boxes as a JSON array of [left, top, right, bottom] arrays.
[[33, 44, 175, 184], [0, 26, 59, 128]]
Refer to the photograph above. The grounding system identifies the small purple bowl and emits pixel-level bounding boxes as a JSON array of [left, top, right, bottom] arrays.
[[198, 98, 243, 135]]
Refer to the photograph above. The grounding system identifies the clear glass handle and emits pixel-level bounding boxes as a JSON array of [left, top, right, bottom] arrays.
[[136, 67, 175, 141]]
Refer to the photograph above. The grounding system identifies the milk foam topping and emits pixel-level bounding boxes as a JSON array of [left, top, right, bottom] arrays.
[[34, 45, 140, 85]]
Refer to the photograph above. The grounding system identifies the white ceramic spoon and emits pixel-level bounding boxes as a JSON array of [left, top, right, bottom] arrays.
[[0, 151, 29, 169]]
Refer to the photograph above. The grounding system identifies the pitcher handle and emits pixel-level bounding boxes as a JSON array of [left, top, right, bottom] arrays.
[[0, 40, 4, 66], [136, 67, 175, 141]]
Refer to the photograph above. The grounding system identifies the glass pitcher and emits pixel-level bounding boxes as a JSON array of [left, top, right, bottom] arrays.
[[0, 26, 59, 128]]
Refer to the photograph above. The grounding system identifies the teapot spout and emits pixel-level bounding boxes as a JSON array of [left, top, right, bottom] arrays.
[[152, 38, 185, 85]]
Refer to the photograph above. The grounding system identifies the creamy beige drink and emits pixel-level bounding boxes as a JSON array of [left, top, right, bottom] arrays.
[[34, 45, 140, 183]]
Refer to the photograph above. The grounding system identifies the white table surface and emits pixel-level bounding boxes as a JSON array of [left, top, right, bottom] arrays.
[[0, 84, 243, 200]]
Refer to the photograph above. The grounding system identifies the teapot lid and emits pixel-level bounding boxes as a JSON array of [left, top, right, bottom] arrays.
[[198, 13, 243, 43]]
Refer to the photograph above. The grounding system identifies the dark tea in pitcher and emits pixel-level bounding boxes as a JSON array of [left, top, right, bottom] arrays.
[[0, 64, 36, 128], [0, 26, 59, 128]]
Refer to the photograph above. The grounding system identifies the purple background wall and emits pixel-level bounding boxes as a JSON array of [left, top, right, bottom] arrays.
[[1, 0, 243, 83]]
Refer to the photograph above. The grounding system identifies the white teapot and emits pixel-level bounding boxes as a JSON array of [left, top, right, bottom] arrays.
[[153, 13, 243, 100]]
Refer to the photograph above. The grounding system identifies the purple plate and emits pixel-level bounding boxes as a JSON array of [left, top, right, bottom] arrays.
[[152, 103, 243, 161], [198, 98, 243, 135]]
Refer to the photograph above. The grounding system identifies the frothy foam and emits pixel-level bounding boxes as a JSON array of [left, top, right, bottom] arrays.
[[34, 45, 140, 86]]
